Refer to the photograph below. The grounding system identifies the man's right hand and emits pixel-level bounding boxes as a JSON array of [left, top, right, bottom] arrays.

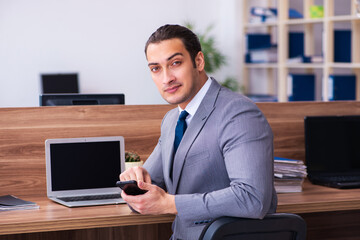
[[119, 166, 152, 184]]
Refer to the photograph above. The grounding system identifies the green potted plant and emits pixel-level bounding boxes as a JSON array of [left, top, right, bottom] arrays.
[[125, 151, 143, 170], [185, 22, 241, 92]]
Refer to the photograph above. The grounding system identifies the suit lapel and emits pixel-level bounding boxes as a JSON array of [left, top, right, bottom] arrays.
[[171, 79, 221, 193], [162, 109, 178, 190]]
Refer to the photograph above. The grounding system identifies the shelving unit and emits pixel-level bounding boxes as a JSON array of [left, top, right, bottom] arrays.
[[242, 0, 360, 102]]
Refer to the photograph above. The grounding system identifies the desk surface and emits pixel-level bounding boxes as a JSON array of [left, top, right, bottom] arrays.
[[277, 180, 360, 213], [1, 180, 360, 236], [0, 198, 174, 235]]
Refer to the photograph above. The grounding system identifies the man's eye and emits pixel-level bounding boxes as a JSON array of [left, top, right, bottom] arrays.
[[151, 67, 160, 72], [172, 61, 181, 66]]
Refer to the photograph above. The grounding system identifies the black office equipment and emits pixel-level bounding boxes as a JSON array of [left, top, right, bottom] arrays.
[[40, 93, 125, 106], [41, 73, 79, 94], [305, 115, 360, 188], [199, 213, 306, 240]]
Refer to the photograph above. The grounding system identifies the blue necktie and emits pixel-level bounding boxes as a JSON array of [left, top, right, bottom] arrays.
[[174, 110, 189, 154]]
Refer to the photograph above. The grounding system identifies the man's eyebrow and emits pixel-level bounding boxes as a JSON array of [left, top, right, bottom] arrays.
[[148, 53, 183, 67], [167, 52, 183, 61]]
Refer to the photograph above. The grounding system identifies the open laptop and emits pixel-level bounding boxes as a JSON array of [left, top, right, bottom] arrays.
[[45, 136, 126, 207], [304, 115, 360, 189]]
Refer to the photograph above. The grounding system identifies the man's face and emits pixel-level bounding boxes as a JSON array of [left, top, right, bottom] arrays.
[[146, 38, 204, 109]]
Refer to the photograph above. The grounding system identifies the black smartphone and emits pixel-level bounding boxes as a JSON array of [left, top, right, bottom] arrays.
[[116, 180, 148, 195]]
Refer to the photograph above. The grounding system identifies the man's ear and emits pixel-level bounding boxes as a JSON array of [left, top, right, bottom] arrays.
[[195, 51, 205, 71]]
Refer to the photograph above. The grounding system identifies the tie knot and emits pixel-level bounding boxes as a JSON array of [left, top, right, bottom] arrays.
[[178, 110, 189, 121]]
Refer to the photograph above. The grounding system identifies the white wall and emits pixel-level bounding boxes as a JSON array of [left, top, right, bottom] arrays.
[[0, 0, 241, 107]]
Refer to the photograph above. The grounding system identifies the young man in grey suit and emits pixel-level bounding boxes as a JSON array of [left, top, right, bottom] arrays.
[[120, 24, 277, 240]]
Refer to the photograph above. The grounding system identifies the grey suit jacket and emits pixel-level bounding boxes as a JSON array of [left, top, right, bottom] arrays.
[[144, 79, 277, 240]]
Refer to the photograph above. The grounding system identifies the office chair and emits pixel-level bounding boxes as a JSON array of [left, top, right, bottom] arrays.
[[199, 213, 306, 240]]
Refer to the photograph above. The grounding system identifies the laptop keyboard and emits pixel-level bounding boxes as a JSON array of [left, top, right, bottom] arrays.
[[58, 194, 121, 202]]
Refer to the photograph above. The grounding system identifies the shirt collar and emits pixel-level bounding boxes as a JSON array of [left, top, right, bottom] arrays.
[[178, 77, 212, 122]]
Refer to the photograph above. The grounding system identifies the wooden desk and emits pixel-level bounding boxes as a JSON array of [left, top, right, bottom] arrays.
[[1, 180, 360, 240], [278, 180, 360, 214], [0, 198, 173, 235], [278, 181, 360, 240]]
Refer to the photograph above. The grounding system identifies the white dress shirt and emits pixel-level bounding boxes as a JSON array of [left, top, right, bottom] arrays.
[[178, 77, 212, 125]]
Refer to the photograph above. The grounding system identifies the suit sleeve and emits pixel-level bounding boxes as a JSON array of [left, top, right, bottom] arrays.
[[174, 98, 275, 226], [143, 140, 166, 190], [143, 111, 172, 191]]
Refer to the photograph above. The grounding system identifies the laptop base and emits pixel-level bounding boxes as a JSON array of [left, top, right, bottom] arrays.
[[50, 197, 126, 208]]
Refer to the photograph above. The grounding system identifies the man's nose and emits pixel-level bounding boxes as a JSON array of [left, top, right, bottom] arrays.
[[162, 69, 175, 85]]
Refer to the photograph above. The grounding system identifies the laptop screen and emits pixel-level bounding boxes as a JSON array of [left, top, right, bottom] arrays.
[[305, 115, 360, 174], [50, 140, 121, 191]]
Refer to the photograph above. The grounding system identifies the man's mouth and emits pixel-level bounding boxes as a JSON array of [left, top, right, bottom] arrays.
[[164, 85, 181, 93]]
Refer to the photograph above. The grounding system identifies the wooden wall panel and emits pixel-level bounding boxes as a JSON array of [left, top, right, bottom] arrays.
[[2, 102, 360, 197], [0, 105, 173, 197], [258, 101, 360, 160]]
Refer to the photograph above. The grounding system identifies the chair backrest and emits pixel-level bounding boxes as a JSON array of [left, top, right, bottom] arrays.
[[199, 213, 306, 240]]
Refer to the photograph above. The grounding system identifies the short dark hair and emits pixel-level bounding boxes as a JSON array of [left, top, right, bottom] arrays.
[[145, 24, 202, 68]]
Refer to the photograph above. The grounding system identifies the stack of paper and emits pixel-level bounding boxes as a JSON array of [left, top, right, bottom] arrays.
[[274, 157, 307, 193], [0, 195, 39, 211]]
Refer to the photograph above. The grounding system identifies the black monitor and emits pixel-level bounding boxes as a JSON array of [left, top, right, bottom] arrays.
[[40, 94, 125, 106], [41, 73, 79, 94], [305, 115, 360, 174]]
